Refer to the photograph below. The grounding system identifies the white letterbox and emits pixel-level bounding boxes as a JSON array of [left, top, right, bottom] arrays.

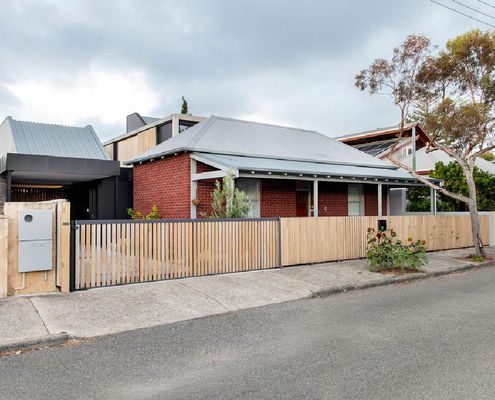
[[18, 210, 53, 273]]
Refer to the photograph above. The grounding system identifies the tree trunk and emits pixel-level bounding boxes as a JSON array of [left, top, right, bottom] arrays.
[[465, 171, 486, 258]]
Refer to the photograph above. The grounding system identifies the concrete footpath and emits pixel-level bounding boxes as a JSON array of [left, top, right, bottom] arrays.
[[1, 247, 494, 349]]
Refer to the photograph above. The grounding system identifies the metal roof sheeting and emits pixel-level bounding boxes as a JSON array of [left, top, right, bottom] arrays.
[[194, 152, 417, 181], [130, 115, 396, 169], [4, 117, 109, 160]]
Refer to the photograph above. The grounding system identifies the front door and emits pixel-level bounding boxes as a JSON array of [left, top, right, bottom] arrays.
[[296, 191, 310, 217]]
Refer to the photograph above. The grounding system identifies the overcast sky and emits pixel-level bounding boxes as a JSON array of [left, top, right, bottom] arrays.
[[0, 0, 490, 140]]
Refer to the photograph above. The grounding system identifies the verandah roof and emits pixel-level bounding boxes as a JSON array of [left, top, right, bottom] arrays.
[[193, 152, 422, 184]]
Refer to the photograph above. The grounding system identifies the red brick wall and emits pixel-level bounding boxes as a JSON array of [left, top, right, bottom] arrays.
[[133, 160, 390, 220], [318, 182, 348, 216], [364, 185, 388, 216], [260, 179, 297, 217], [193, 161, 219, 218], [133, 153, 191, 219], [196, 179, 216, 217], [196, 161, 217, 173]]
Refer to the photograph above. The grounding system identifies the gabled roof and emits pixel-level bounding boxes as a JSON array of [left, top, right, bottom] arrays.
[[335, 123, 419, 142], [129, 115, 396, 170], [354, 138, 411, 158], [401, 148, 495, 175], [0, 117, 109, 160]]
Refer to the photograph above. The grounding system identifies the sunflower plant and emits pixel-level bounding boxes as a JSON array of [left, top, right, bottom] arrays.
[[366, 228, 428, 272]]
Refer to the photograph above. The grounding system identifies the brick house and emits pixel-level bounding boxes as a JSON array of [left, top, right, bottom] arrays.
[[128, 116, 424, 219]]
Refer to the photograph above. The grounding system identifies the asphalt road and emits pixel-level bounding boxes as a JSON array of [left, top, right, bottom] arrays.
[[2, 267, 495, 400]]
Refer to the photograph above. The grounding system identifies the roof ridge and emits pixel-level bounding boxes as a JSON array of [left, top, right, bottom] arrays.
[[85, 125, 109, 159], [335, 122, 418, 139], [188, 115, 218, 147], [10, 117, 92, 130], [213, 115, 322, 135]]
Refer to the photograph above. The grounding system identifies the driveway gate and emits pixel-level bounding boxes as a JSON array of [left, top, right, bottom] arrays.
[[70, 218, 281, 291]]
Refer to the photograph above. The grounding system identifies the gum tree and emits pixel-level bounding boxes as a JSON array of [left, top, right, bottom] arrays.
[[356, 31, 495, 258]]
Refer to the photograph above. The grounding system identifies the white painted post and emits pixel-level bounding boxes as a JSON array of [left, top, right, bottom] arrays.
[[377, 183, 382, 217], [190, 158, 197, 219], [172, 115, 180, 136], [313, 180, 319, 217]]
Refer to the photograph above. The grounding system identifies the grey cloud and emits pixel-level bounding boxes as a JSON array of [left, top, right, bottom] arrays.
[[0, 0, 487, 140]]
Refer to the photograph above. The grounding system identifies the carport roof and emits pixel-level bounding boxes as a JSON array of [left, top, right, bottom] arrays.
[[0, 116, 109, 160]]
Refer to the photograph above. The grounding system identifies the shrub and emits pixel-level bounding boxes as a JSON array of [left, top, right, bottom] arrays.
[[366, 228, 428, 272], [210, 173, 251, 218], [127, 204, 161, 220]]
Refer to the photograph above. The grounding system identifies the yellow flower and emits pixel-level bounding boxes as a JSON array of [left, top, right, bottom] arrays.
[[407, 237, 413, 242]]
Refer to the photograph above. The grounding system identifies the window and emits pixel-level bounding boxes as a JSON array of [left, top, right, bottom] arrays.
[[178, 120, 197, 133], [348, 184, 364, 216], [236, 178, 260, 217]]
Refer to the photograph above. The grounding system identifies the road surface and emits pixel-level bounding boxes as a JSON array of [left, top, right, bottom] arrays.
[[2, 267, 495, 399]]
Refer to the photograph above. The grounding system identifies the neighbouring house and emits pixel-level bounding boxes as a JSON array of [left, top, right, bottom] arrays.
[[0, 116, 132, 219], [337, 123, 495, 214], [103, 112, 204, 165], [337, 122, 495, 176], [336, 123, 431, 162], [400, 147, 495, 175], [127, 116, 426, 219]]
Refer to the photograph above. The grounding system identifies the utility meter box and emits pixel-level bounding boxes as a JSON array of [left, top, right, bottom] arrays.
[[18, 210, 53, 273]]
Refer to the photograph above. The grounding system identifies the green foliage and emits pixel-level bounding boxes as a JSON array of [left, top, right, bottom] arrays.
[[414, 30, 495, 156], [127, 208, 143, 219], [146, 204, 161, 219], [406, 187, 431, 212], [356, 30, 495, 257], [127, 204, 161, 220], [405, 162, 495, 212], [469, 254, 486, 262], [181, 96, 188, 114], [210, 173, 251, 218], [430, 162, 495, 211], [481, 152, 495, 161], [366, 228, 428, 272]]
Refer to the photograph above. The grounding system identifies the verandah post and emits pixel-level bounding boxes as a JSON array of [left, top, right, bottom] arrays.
[[313, 180, 318, 217]]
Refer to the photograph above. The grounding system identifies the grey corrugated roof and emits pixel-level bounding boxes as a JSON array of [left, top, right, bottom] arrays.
[[129, 115, 396, 169], [194, 152, 417, 181], [2, 117, 109, 160]]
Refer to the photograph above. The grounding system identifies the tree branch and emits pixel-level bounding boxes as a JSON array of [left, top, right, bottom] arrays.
[[386, 154, 472, 203], [471, 143, 495, 158]]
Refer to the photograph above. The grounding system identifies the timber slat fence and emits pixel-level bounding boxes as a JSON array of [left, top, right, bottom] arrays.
[[73, 218, 280, 290], [280, 215, 490, 266], [72, 214, 492, 290]]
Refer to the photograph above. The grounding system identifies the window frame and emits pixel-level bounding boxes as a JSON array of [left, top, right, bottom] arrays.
[[348, 183, 364, 216]]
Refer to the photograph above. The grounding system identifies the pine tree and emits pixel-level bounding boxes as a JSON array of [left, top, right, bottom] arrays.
[[181, 96, 188, 114]]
